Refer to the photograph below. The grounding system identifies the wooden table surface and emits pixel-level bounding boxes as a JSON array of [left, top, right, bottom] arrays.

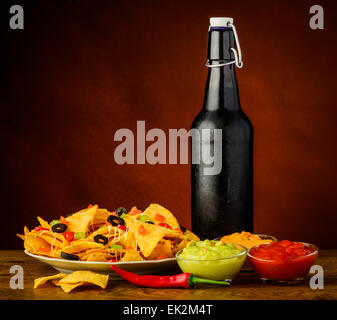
[[0, 250, 336, 300]]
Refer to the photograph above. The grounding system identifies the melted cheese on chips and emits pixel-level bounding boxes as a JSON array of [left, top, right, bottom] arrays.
[[126, 219, 181, 257], [17, 203, 199, 264]]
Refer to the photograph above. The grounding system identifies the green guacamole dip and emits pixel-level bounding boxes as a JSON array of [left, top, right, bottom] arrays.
[[180, 240, 242, 260], [176, 240, 247, 281]]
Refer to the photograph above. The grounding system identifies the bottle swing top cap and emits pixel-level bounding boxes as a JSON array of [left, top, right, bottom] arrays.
[[210, 17, 233, 27], [206, 17, 243, 68]]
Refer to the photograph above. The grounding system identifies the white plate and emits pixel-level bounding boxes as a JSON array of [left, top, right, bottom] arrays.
[[24, 251, 178, 280]]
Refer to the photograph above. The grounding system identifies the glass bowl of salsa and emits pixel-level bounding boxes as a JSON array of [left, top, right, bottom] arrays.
[[247, 240, 318, 283], [176, 240, 247, 282]]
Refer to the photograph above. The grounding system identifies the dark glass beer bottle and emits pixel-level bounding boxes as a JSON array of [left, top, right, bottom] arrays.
[[191, 18, 253, 240]]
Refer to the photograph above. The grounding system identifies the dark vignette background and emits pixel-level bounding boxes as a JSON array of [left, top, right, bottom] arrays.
[[1, 0, 337, 249]]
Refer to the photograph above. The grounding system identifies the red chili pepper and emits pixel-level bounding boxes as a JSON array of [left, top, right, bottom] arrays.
[[154, 213, 166, 222], [35, 227, 49, 232], [60, 216, 69, 226], [107, 258, 117, 263], [158, 222, 172, 229], [63, 231, 75, 242], [110, 265, 230, 288], [117, 225, 127, 231], [138, 225, 147, 235], [129, 206, 142, 215]]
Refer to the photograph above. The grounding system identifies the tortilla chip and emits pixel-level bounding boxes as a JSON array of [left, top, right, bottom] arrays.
[[86, 226, 108, 240], [172, 239, 188, 255], [80, 252, 115, 262], [53, 279, 96, 293], [40, 271, 109, 293], [16, 234, 25, 241], [59, 282, 86, 293], [35, 231, 65, 248], [59, 271, 109, 288], [77, 248, 107, 258], [53, 279, 87, 293], [23, 234, 50, 253], [93, 208, 111, 224], [34, 273, 67, 288], [183, 229, 200, 242], [147, 239, 173, 260], [85, 253, 107, 261], [52, 279, 61, 286], [124, 213, 142, 224], [24, 237, 59, 257], [142, 204, 180, 229], [60, 240, 104, 255], [127, 219, 180, 257], [66, 205, 98, 234], [109, 230, 135, 248], [23, 240, 33, 253], [122, 249, 144, 261], [24, 226, 30, 236], [19, 227, 67, 257], [37, 217, 50, 229]]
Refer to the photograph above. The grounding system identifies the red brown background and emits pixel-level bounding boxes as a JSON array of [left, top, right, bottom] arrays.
[[2, 0, 337, 249]]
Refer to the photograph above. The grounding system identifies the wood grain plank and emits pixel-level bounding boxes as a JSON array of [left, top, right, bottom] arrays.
[[0, 250, 336, 300]]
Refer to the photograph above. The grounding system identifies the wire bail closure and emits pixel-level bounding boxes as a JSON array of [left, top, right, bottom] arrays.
[[205, 22, 243, 69]]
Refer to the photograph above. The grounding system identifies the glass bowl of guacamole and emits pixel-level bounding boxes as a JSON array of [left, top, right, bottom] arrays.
[[176, 240, 247, 281]]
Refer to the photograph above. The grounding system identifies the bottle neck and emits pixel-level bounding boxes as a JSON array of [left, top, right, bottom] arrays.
[[203, 28, 241, 112]]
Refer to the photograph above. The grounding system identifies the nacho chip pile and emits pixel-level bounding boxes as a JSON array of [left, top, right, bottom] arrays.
[[34, 271, 109, 293], [17, 204, 199, 262]]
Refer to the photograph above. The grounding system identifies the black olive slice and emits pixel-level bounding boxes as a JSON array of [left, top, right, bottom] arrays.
[[61, 251, 79, 260], [94, 234, 108, 245], [51, 223, 68, 233], [115, 207, 128, 216], [146, 221, 155, 225], [107, 215, 125, 226]]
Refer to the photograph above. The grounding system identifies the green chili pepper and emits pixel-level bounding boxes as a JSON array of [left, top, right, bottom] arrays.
[[110, 244, 123, 250], [74, 232, 86, 240], [120, 213, 127, 220], [96, 226, 106, 232], [50, 220, 60, 227], [138, 215, 152, 223]]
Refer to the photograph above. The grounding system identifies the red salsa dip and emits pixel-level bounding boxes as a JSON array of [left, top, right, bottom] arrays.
[[248, 240, 318, 281]]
